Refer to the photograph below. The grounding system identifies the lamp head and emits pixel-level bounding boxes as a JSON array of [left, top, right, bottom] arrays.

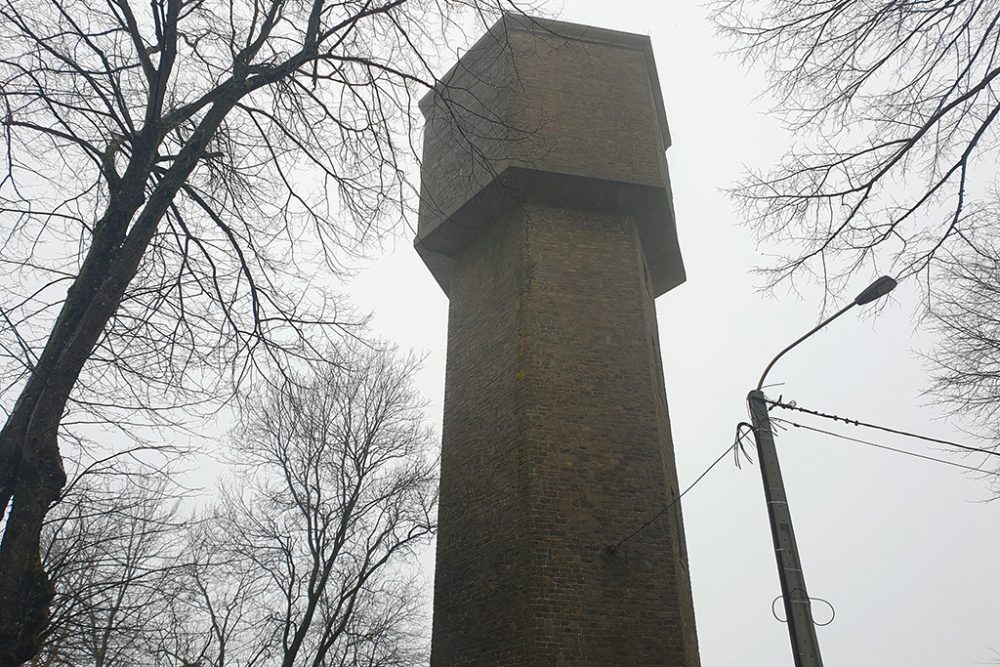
[[854, 276, 897, 306]]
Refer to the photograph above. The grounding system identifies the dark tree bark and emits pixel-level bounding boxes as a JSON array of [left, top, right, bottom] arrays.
[[0, 0, 521, 662], [31, 457, 185, 667]]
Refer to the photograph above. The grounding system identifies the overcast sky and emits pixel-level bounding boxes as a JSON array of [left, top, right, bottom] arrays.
[[346, 2, 1000, 665]]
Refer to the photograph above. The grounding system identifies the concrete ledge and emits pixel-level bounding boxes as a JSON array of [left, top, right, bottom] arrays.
[[414, 165, 685, 297]]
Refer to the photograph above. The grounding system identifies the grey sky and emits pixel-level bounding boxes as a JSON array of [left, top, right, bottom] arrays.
[[348, 2, 1000, 665]]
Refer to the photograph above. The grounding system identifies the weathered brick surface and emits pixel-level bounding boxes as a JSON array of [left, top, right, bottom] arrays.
[[430, 205, 699, 666], [417, 23, 668, 235], [421, 14, 699, 667]]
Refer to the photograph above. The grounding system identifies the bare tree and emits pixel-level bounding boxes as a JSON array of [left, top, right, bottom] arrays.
[[29, 345, 436, 667], [167, 345, 437, 667], [927, 223, 1000, 490], [711, 0, 1000, 291], [29, 452, 188, 667], [0, 0, 523, 661], [711, 0, 1000, 290], [711, 1, 1000, 459]]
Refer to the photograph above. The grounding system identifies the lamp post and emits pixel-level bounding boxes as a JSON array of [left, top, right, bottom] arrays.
[[749, 276, 896, 667]]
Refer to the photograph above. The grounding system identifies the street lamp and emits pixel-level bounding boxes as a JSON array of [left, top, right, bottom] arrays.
[[748, 275, 896, 667]]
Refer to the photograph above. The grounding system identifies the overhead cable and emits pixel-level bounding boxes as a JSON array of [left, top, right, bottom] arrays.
[[767, 399, 1000, 460], [774, 418, 999, 477]]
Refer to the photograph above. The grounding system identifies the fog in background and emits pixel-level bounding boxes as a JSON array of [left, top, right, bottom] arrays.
[[346, 2, 1000, 665]]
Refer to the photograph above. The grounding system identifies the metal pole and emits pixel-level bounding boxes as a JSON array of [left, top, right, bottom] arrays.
[[748, 389, 824, 667]]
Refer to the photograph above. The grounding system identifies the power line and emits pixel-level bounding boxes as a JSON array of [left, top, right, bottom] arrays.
[[767, 399, 1000, 461], [774, 418, 999, 477], [607, 440, 740, 553]]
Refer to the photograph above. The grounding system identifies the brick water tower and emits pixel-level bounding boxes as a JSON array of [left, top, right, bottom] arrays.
[[415, 14, 699, 666]]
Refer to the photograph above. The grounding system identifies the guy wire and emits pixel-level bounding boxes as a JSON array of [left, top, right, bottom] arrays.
[[607, 439, 742, 553]]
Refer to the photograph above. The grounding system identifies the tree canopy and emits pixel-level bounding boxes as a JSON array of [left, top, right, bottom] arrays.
[[712, 0, 1000, 472], [0, 0, 523, 662]]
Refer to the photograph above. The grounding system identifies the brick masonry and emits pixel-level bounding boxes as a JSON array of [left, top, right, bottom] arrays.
[[417, 15, 700, 666]]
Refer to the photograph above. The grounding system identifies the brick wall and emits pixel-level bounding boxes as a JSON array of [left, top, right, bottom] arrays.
[[431, 203, 700, 665]]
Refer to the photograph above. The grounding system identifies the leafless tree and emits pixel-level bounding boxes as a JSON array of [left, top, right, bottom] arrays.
[[711, 1, 1000, 463], [29, 450, 188, 667], [29, 345, 436, 667], [0, 0, 524, 661], [712, 0, 1000, 291], [163, 345, 437, 667], [927, 222, 1000, 490]]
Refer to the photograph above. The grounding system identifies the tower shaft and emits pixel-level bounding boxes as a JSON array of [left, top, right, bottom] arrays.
[[415, 15, 700, 665], [432, 204, 698, 665]]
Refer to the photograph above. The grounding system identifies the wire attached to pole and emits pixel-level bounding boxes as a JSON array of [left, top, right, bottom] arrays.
[[773, 418, 1000, 477], [767, 399, 1000, 460], [606, 437, 749, 554]]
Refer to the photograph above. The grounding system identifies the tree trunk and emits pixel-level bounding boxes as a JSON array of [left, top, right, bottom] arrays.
[[0, 96, 236, 665], [0, 210, 144, 666]]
